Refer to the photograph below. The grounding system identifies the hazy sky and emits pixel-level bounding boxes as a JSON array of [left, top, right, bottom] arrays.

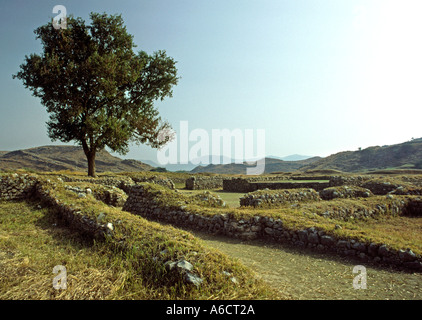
[[1, 0, 421, 163]]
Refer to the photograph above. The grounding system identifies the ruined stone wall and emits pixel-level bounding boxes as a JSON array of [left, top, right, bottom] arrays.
[[319, 186, 373, 200], [222, 178, 330, 192], [251, 181, 330, 191], [185, 176, 224, 190], [222, 178, 251, 192], [240, 188, 321, 207], [122, 184, 422, 271], [2, 173, 422, 271], [0, 174, 38, 201]]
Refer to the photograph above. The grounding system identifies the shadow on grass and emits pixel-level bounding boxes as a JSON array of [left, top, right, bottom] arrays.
[[29, 199, 96, 249]]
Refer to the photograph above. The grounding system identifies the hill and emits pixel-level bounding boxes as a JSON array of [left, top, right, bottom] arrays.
[[0, 145, 152, 173], [190, 157, 322, 174], [300, 138, 422, 173]]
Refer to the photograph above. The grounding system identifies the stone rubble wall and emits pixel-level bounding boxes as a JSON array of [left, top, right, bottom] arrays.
[[59, 174, 175, 190], [329, 175, 422, 196], [34, 181, 112, 239], [123, 184, 422, 272], [58, 175, 134, 188], [319, 186, 373, 200], [240, 188, 322, 207], [0, 174, 111, 239], [0, 174, 39, 201], [223, 174, 422, 197], [64, 184, 128, 207], [185, 176, 224, 190], [222, 178, 330, 192], [316, 197, 410, 220], [328, 175, 373, 187], [222, 178, 251, 193], [187, 175, 293, 191], [251, 181, 330, 192], [2, 173, 422, 271], [402, 198, 422, 217]]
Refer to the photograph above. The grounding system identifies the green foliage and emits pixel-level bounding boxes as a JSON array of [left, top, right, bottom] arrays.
[[13, 13, 179, 176]]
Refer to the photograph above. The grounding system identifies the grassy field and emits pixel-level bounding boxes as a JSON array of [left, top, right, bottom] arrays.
[[0, 197, 280, 300], [2, 171, 422, 300]]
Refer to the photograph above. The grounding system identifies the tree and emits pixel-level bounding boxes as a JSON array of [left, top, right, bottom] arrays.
[[14, 12, 178, 177]]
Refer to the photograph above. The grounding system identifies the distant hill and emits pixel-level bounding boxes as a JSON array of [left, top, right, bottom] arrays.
[[0, 145, 152, 173], [267, 154, 314, 161], [300, 138, 422, 173], [190, 157, 322, 174], [144, 154, 315, 172]]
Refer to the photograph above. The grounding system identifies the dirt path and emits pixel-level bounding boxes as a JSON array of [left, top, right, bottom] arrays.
[[192, 231, 422, 300]]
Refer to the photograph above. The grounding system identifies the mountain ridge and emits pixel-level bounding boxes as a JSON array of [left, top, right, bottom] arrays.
[[0, 145, 152, 173], [300, 138, 422, 172], [2, 138, 422, 174]]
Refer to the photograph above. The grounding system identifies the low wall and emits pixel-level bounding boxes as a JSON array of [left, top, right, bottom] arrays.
[[251, 181, 330, 191], [223, 178, 330, 192], [0, 174, 38, 201], [240, 188, 321, 207], [0, 174, 111, 239], [60, 174, 175, 190], [122, 184, 422, 271], [319, 186, 373, 200], [328, 175, 372, 187], [64, 184, 128, 207], [403, 199, 422, 217], [2, 173, 422, 272], [223, 178, 251, 193], [185, 176, 223, 190]]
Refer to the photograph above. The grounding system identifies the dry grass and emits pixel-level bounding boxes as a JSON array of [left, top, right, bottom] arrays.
[[0, 195, 280, 300], [138, 182, 422, 256]]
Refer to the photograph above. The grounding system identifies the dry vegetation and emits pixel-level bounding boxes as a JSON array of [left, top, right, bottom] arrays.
[[0, 178, 280, 300], [1, 169, 422, 300]]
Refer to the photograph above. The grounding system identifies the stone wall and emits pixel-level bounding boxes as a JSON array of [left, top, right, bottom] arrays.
[[240, 188, 321, 207], [60, 174, 175, 190], [2, 173, 422, 271], [122, 184, 422, 271], [329, 175, 422, 196], [319, 186, 373, 200], [34, 181, 112, 239], [185, 176, 224, 190], [328, 175, 372, 187], [59, 175, 133, 188], [223, 178, 330, 192], [223, 178, 251, 193], [315, 197, 410, 221], [251, 181, 330, 192], [290, 176, 332, 181], [0, 174, 38, 201], [402, 198, 422, 217], [64, 184, 128, 207], [223, 174, 422, 196]]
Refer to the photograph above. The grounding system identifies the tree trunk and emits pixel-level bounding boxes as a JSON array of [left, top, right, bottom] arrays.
[[87, 151, 96, 177]]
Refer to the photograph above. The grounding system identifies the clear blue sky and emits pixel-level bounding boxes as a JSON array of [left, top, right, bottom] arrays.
[[1, 0, 421, 163]]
